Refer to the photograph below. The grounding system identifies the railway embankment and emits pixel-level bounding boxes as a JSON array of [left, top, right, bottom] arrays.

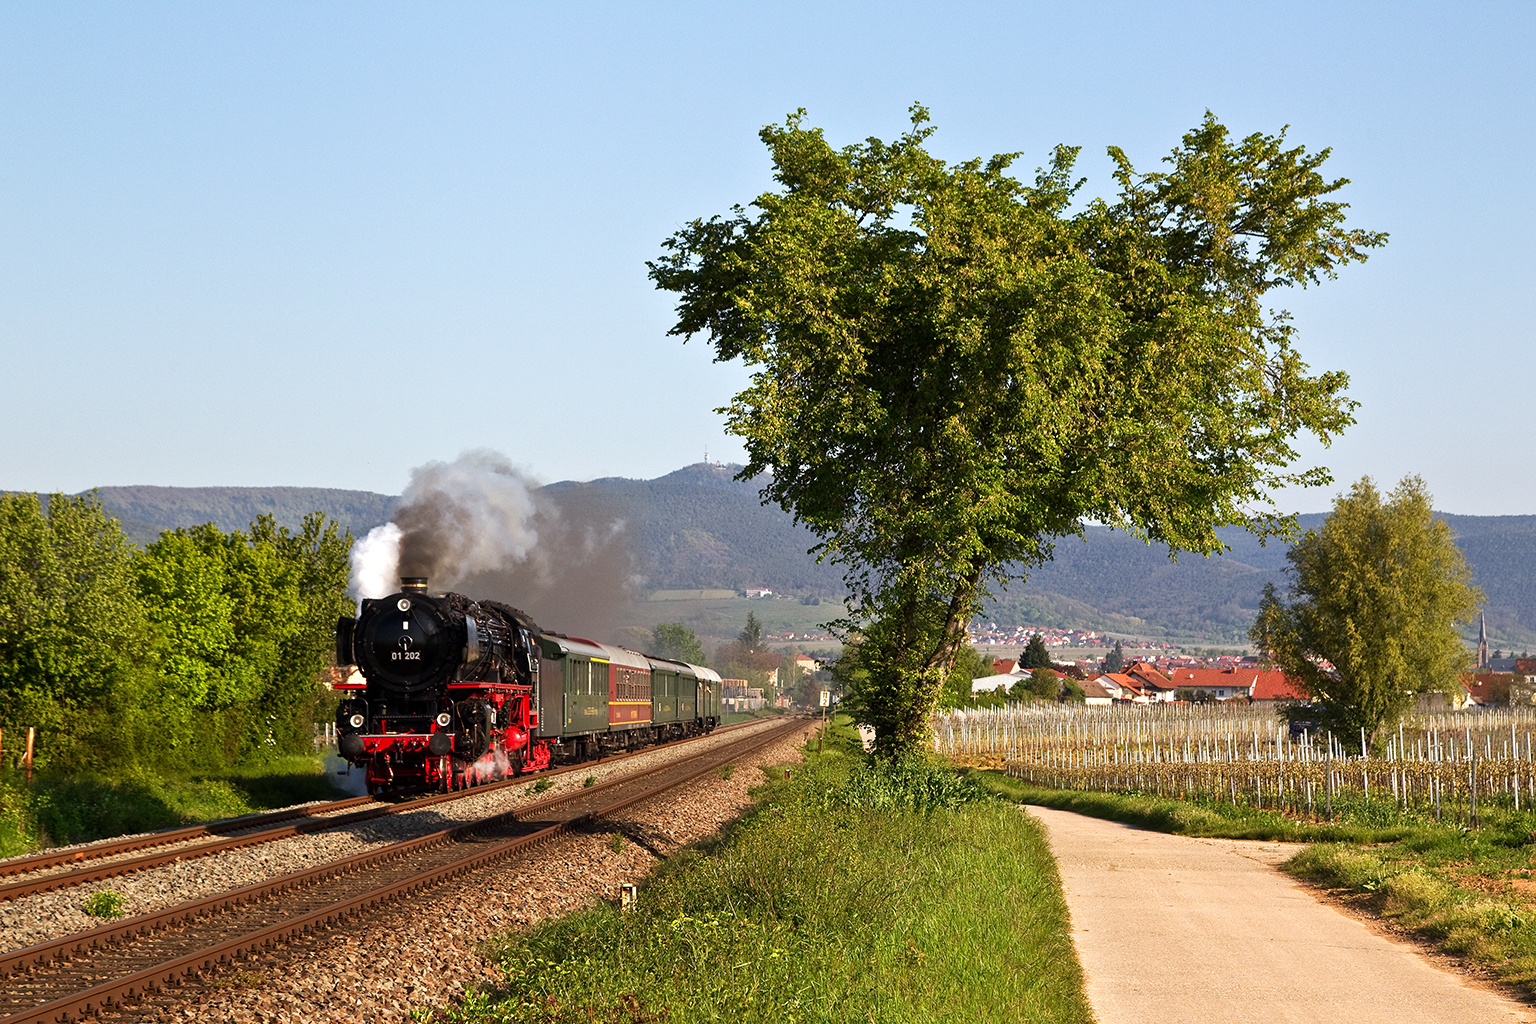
[[0, 720, 786, 956], [0, 718, 800, 1023], [0, 753, 348, 860]]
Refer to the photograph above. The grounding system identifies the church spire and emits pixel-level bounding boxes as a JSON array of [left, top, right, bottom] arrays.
[[1477, 611, 1490, 668]]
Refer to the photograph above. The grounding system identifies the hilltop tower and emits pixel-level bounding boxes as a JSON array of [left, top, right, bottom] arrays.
[[1477, 611, 1490, 668]]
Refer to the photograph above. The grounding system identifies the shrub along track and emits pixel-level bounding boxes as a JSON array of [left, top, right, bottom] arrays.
[[0, 717, 805, 1024], [0, 720, 765, 903]]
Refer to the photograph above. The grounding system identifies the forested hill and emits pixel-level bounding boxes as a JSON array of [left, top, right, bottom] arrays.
[[78, 486, 400, 546], [541, 463, 844, 596], [66, 467, 1536, 646]]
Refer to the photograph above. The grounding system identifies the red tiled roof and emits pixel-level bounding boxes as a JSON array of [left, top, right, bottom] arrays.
[[1097, 673, 1149, 696], [1250, 670, 1307, 701], [993, 659, 1018, 675], [1159, 666, 1307, 700], [1125, 661, 1174, 690], [1165, 667, 1252, 693], [1461, 672, 1514, 705]]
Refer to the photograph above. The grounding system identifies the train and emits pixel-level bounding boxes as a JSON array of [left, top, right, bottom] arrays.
[[332, 577, 722, 795]]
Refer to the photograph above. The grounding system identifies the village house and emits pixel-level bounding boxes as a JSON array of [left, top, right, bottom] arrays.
[[1162, 666, 1308, 702], [1079, 677, 1114, 705], [1123, 661, 1179, 702], [721, 679, 766, 711]]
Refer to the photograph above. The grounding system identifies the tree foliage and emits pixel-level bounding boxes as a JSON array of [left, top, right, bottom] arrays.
[[1250, 476, 1479, 751], [737, 610, 765, 653], [1027, 668, 1061, 700], [0, 493, 148, 769], [651, 106, 1383, 754], [0, 495, 352, 773], [650, 622, 707, 664], [1105, 641, 1125, 674], [1019, 633, 1053, 670], [941, 645, 994, 708]]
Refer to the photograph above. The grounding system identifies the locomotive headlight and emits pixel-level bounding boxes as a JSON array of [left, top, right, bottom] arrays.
[[436, 712, 452, 727], [348, 714, 365, 729]]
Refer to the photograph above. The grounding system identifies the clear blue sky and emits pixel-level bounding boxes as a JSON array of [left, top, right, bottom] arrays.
[[2, 2, 1530, 513]]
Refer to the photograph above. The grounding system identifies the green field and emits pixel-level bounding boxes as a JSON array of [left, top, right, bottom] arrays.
[[623, 595, 847, 652]]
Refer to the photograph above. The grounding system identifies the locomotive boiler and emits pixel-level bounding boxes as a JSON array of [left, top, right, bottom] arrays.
[[333, 577, 722, 795]]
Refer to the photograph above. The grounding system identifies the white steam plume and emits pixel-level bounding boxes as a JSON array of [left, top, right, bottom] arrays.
[[349, 449, 544, 600], [349, 522, 402, 601]]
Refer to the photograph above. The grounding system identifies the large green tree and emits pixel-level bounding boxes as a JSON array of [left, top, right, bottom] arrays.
[[0, 493, 149, 769], [1250, 476, 1479, 752], [650, 622, 707, 664], [1019, 633, 1053, 670], [651, 106, 1383, 754]]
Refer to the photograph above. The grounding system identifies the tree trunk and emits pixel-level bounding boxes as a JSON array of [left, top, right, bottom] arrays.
[[870, 560, 983, 757]]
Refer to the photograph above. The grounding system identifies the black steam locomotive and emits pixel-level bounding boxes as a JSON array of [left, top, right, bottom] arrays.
[[333, 578, 722, 794]]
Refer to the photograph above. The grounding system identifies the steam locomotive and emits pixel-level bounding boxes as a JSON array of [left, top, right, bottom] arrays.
[[333, 577, 722, 795]]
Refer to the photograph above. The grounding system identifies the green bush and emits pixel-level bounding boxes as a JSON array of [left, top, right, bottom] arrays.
[[834, 755, 984, 815], [82, 889, 126, 919]]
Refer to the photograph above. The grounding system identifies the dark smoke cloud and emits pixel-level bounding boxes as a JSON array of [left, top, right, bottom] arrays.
[[393, 450, 540, 584], [348, 449, 636, 641], [458, 485, 637, 641]]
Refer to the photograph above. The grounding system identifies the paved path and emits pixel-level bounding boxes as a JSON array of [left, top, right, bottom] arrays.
[[1027, 805, 1535, 1024]]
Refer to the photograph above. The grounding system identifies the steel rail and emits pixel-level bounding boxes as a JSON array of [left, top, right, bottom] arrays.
[[0, 797, 376, 878], [0, 718, 763, 900], [0, 717, 803, 1024]]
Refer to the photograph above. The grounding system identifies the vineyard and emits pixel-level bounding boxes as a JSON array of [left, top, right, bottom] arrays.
[[934, 703, 1536, 824]]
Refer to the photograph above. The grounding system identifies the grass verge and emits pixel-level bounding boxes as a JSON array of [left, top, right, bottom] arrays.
[[973, 771, 1423, 843], [429, 729, 1093, 1023], [0, 754, 346, 855], [981, 770, 1536, 999]]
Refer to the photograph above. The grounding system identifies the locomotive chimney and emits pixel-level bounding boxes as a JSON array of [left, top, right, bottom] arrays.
[[400, 577, 429, 592]]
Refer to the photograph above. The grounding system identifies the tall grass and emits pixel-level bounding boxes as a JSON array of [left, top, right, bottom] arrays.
[[434, 748, 1093, 1023], [975, 772, 1425, 843]]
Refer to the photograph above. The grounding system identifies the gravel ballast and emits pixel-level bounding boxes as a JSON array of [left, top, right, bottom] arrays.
[[88, 727, 807, 1024], [0, 720, 792, 955]]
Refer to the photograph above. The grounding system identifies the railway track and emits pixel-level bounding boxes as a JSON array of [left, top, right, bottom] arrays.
[[0, 716, 803, 1024], [0, 719, 764, 902]]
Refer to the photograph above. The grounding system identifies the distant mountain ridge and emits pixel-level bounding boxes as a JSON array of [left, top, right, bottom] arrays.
[[85, 486, 399, 546], [58, 467, 1536, 647]]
